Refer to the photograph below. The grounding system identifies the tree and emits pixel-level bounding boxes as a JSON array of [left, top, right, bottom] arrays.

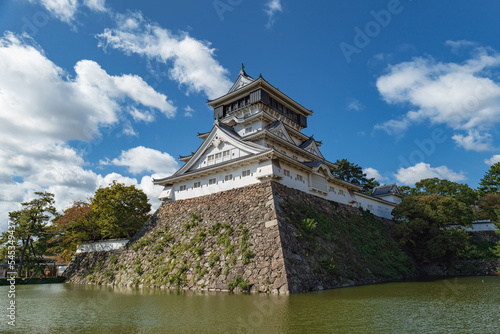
[[0, 192, 58, 276], [47, 201, 99, 262], [410, 178, 478, 206], [392, 194, 474, 263], [478, 162, 500, 194], [332, 159, 380, 193], [476, 194, 500, 223], [398, 186, 412, 196], [91, 181, 151, 239], [45, 182, 151, 260]]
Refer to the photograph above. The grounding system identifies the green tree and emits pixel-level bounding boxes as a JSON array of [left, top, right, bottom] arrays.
[[476, 194, 500, 223], [47, 201, 100, 262], [91, 181, 151, 239], [398, 186, 412, 196], [332, 159, 380, 193], [0, 192, 58, 276], [392, 194, 474, 263], [410, 178, 478, 206], [478, 162, 500, 194]]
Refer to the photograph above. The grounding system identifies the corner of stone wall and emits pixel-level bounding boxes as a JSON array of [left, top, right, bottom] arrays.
[[66, 181, 291, 294]]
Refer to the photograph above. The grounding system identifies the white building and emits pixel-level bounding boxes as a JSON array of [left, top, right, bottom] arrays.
[[154, 67, 403, 219]]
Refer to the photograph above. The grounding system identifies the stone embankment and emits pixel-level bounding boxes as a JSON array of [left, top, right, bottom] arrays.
[[65, 181, 498, 294]]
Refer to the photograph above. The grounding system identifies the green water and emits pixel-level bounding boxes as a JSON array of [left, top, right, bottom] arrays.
[[1, 277, 499, 333]]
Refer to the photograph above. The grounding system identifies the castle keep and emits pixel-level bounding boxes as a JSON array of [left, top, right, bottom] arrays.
[[154, 67, 402, 219]]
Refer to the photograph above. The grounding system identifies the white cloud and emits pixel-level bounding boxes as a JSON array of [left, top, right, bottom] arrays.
[[32, 0, 78, 23], [29, 0, 107, 23], [83, 0, 106, 12], [264, 0, 283, 28], [347, 98, 365, 111], [394, 162, 466, 185], [184, 105, 194, 117], [0, 32, 175, 231], [364, 168, 386, 181], [109, 146, 179, 175], [485, 155, 500, 166], [445, 40, 478, 54], [128, 107, 155, 123], [452, 130, 493, 151], [97, 11, 232, 99], [375, 43, 500, 151], [0, 33, 175, 144]]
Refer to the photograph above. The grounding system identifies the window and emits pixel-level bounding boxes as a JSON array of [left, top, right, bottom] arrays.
[[208, 155, 214, 162], [329, 186, 336, 193], [180, 185, 186, 191], [296, 175, 303, 182], [225, 174, 233, 181], [245, 127, 252, 134], [223, 150, 230, 157], [209, 178, 216, 185], [283, 169, 290, 177], [292, 155, 298, 160], [367, 204, 373, 210], [215, 153, 222, 159], [338, 189, 344, 196], [242, 170, 251, 177], [194, 182, 201, 188]]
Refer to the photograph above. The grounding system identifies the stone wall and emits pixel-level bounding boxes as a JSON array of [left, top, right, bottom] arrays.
[[66, 182, 289, 293], [67, 181, 495, 294], [270, 182, 414, 293]]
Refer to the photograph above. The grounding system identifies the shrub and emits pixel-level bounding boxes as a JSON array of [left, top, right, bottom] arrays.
[[135, 265, 144, 276], [242, 250, 254, 265], [193, 246, 204, 256], [227, 275, 249, 292]]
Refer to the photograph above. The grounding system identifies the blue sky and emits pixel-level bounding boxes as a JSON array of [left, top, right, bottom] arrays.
[[1, 0, 500, 231]]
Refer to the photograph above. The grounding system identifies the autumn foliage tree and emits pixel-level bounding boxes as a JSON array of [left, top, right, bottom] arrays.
[[47, 201, 99, 262], [48, 182, 151, 260]]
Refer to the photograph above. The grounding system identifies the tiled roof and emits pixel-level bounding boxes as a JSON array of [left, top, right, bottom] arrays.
[[300, 136, 315, 149], [301, 160, 324, 168], [372, 184, 400, 196]]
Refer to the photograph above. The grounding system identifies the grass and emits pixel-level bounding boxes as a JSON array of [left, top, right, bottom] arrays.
[[227, 275, 250, 292], [282, 200, 415, 280]]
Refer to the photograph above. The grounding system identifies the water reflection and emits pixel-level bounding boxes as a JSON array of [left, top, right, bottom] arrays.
[[0, 277, 498, 333]]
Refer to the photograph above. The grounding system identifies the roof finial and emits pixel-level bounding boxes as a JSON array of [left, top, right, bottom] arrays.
[[241, 63, 246, 74]]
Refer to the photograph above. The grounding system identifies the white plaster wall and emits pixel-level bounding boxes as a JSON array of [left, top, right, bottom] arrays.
[[376, 194, 403, 205], [234, 120, 264, 137], [326, 183, 355, 206], [76, 239, 129, 253], [194, 142, 248, 170], [274, 162, 309, 193], [450, 221, 499, 232], [169, 160, 399, 219], [172, 162, 262, 201], [262, 139, 309, 162], [355, 194, 395, 219]]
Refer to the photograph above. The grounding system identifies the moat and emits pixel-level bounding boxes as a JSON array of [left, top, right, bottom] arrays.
[[1, 276, 498, 333]]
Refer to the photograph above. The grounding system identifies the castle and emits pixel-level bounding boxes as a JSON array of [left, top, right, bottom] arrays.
[[153, 66, 402, 219]]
